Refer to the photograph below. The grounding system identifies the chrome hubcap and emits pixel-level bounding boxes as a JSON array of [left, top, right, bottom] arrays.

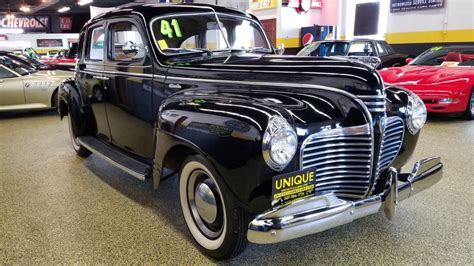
[[187, 170, 223, 239], [195, 182, 218, 224]]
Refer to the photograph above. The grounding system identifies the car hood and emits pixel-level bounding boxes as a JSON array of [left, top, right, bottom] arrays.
[[165, 53, 384, 96], [379, 65, 474, 87]]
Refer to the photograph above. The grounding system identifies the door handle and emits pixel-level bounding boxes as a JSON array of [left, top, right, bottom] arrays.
[[169, 83, 182, 89]]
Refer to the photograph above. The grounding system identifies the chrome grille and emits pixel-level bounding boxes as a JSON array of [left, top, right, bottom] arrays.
[[376, 116, 405, 175], [358, 95, 386, 114], [300, 124, 372, 198]]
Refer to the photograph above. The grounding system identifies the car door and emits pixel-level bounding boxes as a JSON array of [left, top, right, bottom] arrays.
[[77, 22, 111, 141], [102, 17, 155, 159], [0, 64, 25, 107]]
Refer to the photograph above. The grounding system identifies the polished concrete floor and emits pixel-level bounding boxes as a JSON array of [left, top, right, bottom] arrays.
[[1, 111, 473, 264]]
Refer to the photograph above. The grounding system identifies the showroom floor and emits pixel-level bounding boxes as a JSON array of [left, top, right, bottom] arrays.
[[1, 111, 472, 264]]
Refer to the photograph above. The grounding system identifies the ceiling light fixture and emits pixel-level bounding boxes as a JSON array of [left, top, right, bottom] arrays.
[[78, 0, 93, 6], [57, 6, 71, 13], [20, 5, 31, 12]]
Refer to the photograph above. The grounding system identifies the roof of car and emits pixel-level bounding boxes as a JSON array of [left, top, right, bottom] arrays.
[[88, 3, 253, 26]]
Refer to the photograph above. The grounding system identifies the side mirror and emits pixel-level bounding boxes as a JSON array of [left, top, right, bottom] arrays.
[[276, 43, 285, 55], [405, 57, 414, 64], [122, 41, 139, 55]]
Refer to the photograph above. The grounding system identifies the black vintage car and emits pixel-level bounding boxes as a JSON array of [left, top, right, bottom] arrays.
[[297, 39, 409, 69], [58, 4, 443, 259]]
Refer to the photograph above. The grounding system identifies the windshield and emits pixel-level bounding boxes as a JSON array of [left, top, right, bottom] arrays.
[[151, 13, 271, 55], [297, 42, 350, 56], [0, 55, 36, 75], [411, 47, 474, 66]]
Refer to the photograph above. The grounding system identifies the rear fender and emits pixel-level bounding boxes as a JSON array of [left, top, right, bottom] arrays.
[[58, 78, 96, 135]]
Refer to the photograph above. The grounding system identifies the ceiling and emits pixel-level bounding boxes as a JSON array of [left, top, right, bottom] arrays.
[[0, 0, 133, 15]]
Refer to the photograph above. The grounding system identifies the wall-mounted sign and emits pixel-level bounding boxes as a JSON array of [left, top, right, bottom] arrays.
[[0, 15, 49, 31], [0, 34, 7, 41], [390, 0, 444, 13], [60, 17, 72, 31], [250, 0, 278, 10], [37, 39, 63, 48]]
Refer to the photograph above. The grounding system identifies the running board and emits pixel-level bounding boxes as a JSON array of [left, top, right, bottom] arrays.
[[77, 136, 149, 181]]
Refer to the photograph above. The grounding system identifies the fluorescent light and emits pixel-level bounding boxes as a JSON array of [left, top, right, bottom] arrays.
[[78, 0, 93, 6], [58, 6, 70, 13], [5, 13, 15, 19], [20, 5, 31, 12], [0, 28, 24, 34]]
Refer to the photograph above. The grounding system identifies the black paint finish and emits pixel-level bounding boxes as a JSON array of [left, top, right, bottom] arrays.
[[58, 3, 418, 214]]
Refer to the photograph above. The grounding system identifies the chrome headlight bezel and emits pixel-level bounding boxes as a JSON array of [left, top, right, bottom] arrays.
[[406, 92, 427, 135], [262, 115, 298, 171]]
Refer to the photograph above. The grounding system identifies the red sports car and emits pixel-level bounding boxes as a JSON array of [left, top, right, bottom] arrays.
[[379, 46, 474, 119]]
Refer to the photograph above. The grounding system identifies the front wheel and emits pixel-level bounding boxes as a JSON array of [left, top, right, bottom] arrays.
[[464, 88, 474, 120], [67, 113, 91, 157], [179, 155, 249, 260]]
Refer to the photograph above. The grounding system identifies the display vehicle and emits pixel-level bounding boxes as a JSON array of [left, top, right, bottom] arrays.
[[380, 46, 474, 119], [297, 39, 408, 69], [58, 4, 443, 259], [0, 54, 72, 111]]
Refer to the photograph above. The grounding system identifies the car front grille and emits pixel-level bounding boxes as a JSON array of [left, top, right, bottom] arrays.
[[300, 124, 373, 198], [358, 95, 386, 116], [373, 117, 405, 189]]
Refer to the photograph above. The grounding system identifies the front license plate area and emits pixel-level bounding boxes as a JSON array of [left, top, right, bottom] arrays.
[[272, 168, 317, 206]]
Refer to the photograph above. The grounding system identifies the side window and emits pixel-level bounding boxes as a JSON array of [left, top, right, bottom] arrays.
[[348, 41, 374, 56], [110, 22, 145, 61], [0, 66, 16, 79], [87, 27, 105, 61], [376, 41, 387, 55]]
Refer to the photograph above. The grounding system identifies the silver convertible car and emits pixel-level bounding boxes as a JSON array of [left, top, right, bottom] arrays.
[[0, 53, 72, 112]]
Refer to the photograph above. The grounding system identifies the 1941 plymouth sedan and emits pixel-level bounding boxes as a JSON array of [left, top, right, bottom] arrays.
[[58, 4, 443, 259]]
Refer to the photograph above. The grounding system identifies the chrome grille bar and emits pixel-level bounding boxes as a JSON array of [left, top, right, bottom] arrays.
[[300, 124, 372, 198]]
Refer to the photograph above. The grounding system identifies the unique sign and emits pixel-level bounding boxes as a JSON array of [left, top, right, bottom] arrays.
[[0, 15, 49, 30], [60, 17, 72, 31], [390, 0, 444, 13], [249, 0, 278, 10], [272, 168, 317, 206], [37, 39, 63, 48]]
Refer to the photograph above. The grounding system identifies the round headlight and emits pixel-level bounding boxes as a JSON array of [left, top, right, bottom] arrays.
[[262, 115, 297, 171], [407, 92, 427, 134]]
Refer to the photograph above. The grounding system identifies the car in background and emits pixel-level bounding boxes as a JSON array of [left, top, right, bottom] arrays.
[[1, 51, 54, 70], [297, 39, 409, 69], [0, 54, 73, 112], [379, 46, 474, 119], [41, 45, 78, 71]]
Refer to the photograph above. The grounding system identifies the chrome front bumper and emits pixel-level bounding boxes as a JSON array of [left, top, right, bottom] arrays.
[[247, 157, 443, 244]]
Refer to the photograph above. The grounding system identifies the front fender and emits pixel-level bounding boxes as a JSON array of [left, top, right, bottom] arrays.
[[385, 85, 420, 169], [156, 88, 369, 213]]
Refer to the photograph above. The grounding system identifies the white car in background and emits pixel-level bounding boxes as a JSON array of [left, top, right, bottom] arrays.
[[0, 54, 73, 112]]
